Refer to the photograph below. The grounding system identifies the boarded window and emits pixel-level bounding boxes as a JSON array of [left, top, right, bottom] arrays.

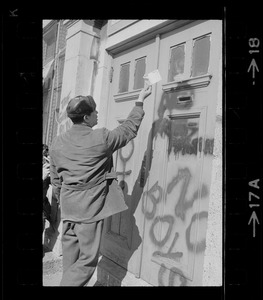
[[58, 55, 65, 86], [45, 39, 56, 62], [43, 25, 57, 63], [58, 23, 67, 50], [118, 63, 130, 93], [191, 35, 210, 77], [43, 40, 47, 64], [133, 57, 146, 90], [168, 44, 185, 82]]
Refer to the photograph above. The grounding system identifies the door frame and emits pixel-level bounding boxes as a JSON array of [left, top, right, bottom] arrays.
[[101, 35, 160, 277], [147, 106, 208, 280], [100, 19, 216, 280]]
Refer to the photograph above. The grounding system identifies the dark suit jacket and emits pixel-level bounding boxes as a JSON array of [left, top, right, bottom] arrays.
[[50, 103, 145, 223]]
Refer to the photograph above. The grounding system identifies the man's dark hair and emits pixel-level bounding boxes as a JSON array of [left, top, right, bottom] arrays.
[[70, 115, 85, 124], [67, 95, 96, 124]]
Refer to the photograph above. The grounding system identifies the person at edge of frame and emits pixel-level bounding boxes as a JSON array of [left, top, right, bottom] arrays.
[[49, 83, 152, 286], [42, 144, 51, 233]]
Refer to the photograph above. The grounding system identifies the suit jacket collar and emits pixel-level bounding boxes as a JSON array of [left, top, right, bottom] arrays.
[[70, 124, 93, 131]]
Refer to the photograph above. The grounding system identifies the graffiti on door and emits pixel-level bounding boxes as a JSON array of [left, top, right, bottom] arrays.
[[158, 117, 214, 157], [158, 264, 188, 286], [166, 168, 209, 221], [116, 139, 134, 189], [109, 139, 135, 237], [142, 166, 209, 286]]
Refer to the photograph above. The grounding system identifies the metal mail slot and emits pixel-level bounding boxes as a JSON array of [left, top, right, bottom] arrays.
[[177, 95, 193, 103]]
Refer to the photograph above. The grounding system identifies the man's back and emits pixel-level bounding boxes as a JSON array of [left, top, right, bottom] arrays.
[[51, 126, 110, 186], [50, 104, 146, 223]]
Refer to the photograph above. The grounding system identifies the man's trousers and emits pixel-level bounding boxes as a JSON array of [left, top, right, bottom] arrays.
[[60, 219, 104, 286]]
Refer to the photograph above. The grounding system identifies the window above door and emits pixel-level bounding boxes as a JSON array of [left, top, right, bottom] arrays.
[[113, 54, 149, 102], [168, 34, 211, 83], [133, 57, 146, 90], [191, 35, 211, 77], [163, 33, 212, 93], [118, 62, 131, 93], [117, 56, 147, 94]]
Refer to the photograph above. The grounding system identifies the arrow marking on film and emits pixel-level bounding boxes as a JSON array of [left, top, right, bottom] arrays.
[[247, 59, 259, 78], [248, 211, 260, 238]]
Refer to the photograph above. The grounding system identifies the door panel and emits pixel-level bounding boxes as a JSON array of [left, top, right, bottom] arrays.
[[101, 20, 221, 286], [140, 20, 222, 286], [101, 38, 157, 276], [141, 109, 207, 283]]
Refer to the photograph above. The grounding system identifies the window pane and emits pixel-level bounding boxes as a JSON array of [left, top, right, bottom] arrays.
[[191, 35, 210, 77], [118, 63, 130, 93], [133, 57, 146, 90], [44, 32, 56, 62], [45, 40, 56, 61], [58, 55, 65, 86], [168, 44, 185, 82]]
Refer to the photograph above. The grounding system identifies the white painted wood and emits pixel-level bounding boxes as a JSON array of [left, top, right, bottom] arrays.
[[139, 20, 222, 286], [100, 20, 222, 286], [100, 37, 157, 278]]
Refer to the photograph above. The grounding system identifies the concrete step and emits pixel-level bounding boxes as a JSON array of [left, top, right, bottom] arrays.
[[43, 250, 63, 276], [42, 251, 151, 286], [96, 256, 152, 286], [42, 249, 63, 286], [43, 251, 100, 286]]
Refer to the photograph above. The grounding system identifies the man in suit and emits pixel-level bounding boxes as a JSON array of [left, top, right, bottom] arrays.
[[49, 84, 152, 286]]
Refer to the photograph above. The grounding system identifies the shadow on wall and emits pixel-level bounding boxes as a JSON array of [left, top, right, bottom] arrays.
[[96, 82, 200, 286]]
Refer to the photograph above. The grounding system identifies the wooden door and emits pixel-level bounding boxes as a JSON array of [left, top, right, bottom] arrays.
[[139, 20, 222, 286], [100, 38, 157, 277]]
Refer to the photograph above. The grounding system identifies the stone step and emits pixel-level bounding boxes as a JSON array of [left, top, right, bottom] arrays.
[[43, 251, 63, 276], [96, 256, 152, 286], [42, 252, 152, 286]]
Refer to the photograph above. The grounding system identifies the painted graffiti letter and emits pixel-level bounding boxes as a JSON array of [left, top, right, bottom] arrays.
[[142, 181, 163, 220]]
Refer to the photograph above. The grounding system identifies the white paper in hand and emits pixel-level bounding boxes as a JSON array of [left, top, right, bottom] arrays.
[[143, 69, 162, 85]]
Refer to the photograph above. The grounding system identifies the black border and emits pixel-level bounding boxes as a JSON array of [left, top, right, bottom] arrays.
[[225, 6, 262, 299], [2, 5, 262, 300]]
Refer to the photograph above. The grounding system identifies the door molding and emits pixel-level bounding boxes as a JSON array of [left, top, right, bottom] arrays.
[[106, 20, 198, 56], [149, 106, 208, 281], [162, 74, 213, 93]]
